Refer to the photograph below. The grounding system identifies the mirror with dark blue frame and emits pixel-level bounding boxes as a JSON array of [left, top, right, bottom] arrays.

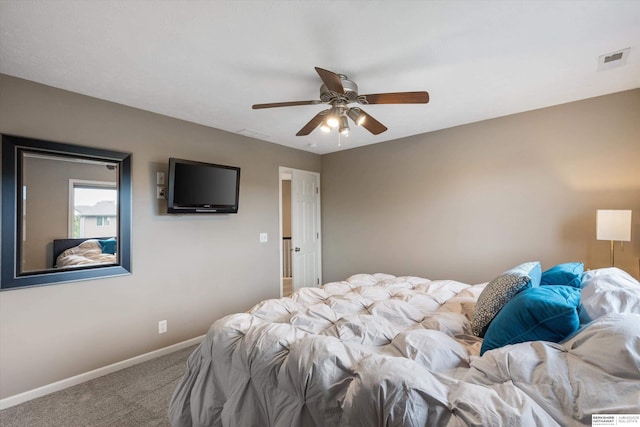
[[1, 135, 131, 290]]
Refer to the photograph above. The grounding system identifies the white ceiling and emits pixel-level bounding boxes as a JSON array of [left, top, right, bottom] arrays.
[[1, 1, 639, 155]]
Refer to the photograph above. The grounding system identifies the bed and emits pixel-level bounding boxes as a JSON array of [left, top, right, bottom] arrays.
[[168, 263, 640, 427], [53, 237, 117, 268]]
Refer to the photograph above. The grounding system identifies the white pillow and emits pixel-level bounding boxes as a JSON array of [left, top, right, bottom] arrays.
[[579, 270, 640, 324], [580, 267, 636, 284]]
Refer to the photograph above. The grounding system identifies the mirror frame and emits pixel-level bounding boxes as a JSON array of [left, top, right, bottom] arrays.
[[1, 134, 132, 290]]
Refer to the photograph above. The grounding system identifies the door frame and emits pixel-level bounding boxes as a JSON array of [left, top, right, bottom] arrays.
[[279, 166, 322, 297]]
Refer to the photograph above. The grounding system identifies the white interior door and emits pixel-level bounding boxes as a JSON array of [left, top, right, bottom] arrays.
[[291, 169, 321, 290]]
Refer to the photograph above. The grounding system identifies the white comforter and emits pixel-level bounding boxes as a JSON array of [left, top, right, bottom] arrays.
[[55, 239, 116, 268], [169, 273, 640, 427]]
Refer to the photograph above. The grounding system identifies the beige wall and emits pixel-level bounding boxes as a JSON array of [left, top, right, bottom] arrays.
[[322, 89, 640, 284], [0, 74, 320, 398]]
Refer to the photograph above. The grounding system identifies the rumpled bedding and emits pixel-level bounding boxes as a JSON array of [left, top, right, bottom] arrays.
[[55, 239, 116, 268], [169, 272, 640, 427]]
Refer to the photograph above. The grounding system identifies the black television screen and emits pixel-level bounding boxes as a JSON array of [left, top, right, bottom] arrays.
[[167, 158, 240, 214]]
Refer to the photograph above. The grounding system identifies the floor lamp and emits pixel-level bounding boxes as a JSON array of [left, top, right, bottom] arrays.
[[596, 209, 632, 267]]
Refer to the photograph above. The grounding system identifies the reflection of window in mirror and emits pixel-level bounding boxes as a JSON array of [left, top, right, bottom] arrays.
[[69, 180, 118, 238]]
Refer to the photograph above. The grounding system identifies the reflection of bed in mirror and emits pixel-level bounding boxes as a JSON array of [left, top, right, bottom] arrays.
[[53, 237, 117, 268]]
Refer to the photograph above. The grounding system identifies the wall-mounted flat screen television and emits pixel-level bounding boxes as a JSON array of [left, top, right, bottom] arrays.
[[167, 158, 240, 214]]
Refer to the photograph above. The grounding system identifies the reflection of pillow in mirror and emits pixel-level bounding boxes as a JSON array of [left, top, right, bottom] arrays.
[[99, 238, 117, 255], [78, 239, 101, 250]]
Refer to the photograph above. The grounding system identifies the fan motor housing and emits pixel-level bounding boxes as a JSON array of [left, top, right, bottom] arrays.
[[320, 77, 358, 103]]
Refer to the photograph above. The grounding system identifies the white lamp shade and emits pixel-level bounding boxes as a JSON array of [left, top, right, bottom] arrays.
[[596, 210, 632, 241]]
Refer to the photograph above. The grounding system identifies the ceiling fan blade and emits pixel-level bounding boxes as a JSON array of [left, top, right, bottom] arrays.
[[252, 100, 319, 109], [315, 67, 345, 94], [358, 109, 388, 135], [296, 111, 328, 136], [359, 91, 429, 104]]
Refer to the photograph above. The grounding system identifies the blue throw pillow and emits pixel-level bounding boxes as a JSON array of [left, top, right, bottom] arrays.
[[480, 285, 581, 355], [472, 261, 542, 337], [98, 238, 117, 255], [541, 262, 584, 288]]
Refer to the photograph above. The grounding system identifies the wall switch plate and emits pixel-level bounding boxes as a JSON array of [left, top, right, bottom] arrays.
[[259, 233, 268, 243], [158, 320, 167, 334], [157, 186, 165, 199], [157, 172, 165, 185]]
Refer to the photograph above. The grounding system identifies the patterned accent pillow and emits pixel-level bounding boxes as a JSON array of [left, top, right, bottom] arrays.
[[472, 261, 542, 337]]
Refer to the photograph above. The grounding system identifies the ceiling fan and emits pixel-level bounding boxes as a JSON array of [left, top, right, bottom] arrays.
[[252, 67, 429, 137]]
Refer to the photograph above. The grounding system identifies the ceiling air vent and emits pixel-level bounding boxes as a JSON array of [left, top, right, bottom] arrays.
[[597, 48, 630, 71], [236, 129, 270, 140]]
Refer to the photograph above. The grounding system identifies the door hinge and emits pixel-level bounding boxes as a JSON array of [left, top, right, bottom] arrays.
[[315, 186, 319, 194], [317, 278, 320, 285]]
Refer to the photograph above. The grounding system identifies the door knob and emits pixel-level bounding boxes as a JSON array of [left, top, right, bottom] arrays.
[[294, 247, 301, 252]]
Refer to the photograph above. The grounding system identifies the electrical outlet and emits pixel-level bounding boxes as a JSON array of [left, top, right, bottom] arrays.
[[157, 186, 165, 199], [260, 233, 268, 243], [158, 320, 167, 334]]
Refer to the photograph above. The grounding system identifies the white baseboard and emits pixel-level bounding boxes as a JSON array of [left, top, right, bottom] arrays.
[[0, 335, 205, 411]]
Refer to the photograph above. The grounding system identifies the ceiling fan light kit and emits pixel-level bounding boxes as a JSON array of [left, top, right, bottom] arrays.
[[339, 116, 350, 136], [325, 107, 342, 128], [347, 107, 366, 126], [252, 67, 429, 139], [320, 122, 331, 133]]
